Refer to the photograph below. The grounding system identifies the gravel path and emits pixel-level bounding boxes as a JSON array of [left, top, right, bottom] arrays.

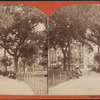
[[0, 75, 34, 95], [49, 71, 100, 95]]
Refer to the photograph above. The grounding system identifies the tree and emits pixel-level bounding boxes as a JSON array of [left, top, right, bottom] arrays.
[[39, 57, 47, 70], [1, 57, 12, 71], [20, 43, 38, 73], [85, 5, 100, 68], [0, 4, 47, 73], [38, 30, 48, 70], [49, 4, 93, 71], [0, 4, 14, 69]]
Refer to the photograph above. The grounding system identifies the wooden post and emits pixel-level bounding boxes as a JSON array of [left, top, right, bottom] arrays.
[[59, 71, 61, 82], [30, 74, 32, 84], [28, 74, 30, 83], [28, 74, 30, 82], [26, 73, 28, 81], [52, 72, 54, 84], [20, 73, 22, 80], [31, 73, 32, 84], [65, 71, 66, 80], [31, 74, 33, 84], [23, 73, 25, 80]]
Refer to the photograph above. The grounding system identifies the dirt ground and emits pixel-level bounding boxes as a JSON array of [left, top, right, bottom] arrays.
[[49, 70, 100, 95], [0, 75, 34, 95]]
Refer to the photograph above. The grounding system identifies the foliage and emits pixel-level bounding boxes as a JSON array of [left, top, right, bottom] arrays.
[[1, 57, 12, 70], [0, 4, 47, 73], [83, 4, 100, 47], [49, 4, 97, 71], [39, 58, 47, 70], [94, 53, 100, 63]]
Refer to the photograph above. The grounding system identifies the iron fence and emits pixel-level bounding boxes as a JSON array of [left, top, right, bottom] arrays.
[[17, 72, 47, 95], [48, 69, 72, 87]]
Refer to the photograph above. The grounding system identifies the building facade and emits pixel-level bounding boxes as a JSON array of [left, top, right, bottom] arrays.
[[48, 41, 97, 69]]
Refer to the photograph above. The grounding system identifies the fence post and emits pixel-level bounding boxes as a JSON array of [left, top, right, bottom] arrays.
[[52, 72, 54, 84], [23, 73, 25, 80], [28, 73, 30, 82], [20, 73, 22, 80], [32, 75, 34, 85], [65, 71, 67, 80], [30, 73, 32, 83], [39, 79, 42, 95], [59, 71, 61, 82], [24, 73, 27, 81], [28, 74, 30, 83], [26, 73, 28, 81]]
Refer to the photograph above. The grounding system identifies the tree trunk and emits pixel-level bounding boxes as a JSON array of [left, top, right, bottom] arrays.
[[97, 44, 100, 68], [4, 36, 7, 71], [62, 49, 67, 71], [14, 57, 18, 73], [23, 61, 26, 73], [4, 48, 7, 71], [68, 41, 71, 71], [98, 45, 99, 54], [97, 37, 100, 68], [63, 57, 67, 71], [5, 65, 7, 72]]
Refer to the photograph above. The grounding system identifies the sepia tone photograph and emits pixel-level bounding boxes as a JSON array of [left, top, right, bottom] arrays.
[[0, 4, 47, 95], [48, 4, 100, 95]]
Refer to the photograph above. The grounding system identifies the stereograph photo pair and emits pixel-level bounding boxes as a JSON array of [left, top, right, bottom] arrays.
[[0, 3, 100, 95]]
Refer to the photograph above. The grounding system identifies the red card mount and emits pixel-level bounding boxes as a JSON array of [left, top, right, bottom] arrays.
[[0, 1, 100, 99]]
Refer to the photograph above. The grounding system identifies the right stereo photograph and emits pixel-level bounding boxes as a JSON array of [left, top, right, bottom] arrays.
[[48, 4, 100, 95]]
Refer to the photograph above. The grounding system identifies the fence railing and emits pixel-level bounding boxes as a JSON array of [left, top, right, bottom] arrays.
[[48, 69, 72, 87], [17, 72, 47, 95]]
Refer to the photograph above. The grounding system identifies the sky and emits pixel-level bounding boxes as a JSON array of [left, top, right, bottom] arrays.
[[35, 23, 46, 32]]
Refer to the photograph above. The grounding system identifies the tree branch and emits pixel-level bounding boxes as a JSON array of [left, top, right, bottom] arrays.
[[6, 49, 14, 56]]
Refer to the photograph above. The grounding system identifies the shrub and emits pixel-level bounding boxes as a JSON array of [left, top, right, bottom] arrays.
[[96, 67, 100, 73]]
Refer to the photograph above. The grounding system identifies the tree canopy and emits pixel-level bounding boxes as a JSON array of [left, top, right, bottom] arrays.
[[49, 4, 100, 71], [0, 4, 47, 73]]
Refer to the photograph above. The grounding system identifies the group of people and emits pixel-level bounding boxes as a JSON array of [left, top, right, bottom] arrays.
[[71, 66, 82, 78]]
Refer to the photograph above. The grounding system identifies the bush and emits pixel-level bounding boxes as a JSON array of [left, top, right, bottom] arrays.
[[0, 70, 3, 75], [49, 64, 62, 71], [1, 71, 16, 79], [8, 71, 16, 79], [2, 71, 9, 76], [91, 67, 96, 71], [96, 67, 100, 73]]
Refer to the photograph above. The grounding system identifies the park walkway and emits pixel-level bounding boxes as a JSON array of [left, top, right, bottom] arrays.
[[0, 75, 34, 95], [49, 70, 100, 95]]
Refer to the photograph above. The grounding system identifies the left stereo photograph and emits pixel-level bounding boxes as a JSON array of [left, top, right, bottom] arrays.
[[0, 3, 48, 95]]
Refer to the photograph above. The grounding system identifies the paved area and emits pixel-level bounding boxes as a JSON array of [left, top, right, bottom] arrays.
[[0, 75, 34, 95], [49, 71, 100, 95]]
